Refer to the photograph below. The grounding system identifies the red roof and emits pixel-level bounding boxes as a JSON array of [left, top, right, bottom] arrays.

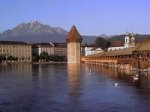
[[66, 25, 82, 43], [110, 41, 124, 47]]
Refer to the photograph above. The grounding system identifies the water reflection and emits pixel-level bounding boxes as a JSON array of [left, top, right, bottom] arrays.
[[67, 64, 81, 96], [0, 63, 150, 112], [0, 63, 32, 82], [0, 63, 32, 74], [87, 64, 150, 94]]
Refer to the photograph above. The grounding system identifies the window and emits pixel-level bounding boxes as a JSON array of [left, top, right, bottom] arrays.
[[126, 39, 128, 43]]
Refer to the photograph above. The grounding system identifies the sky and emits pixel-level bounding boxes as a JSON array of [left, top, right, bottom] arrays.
[[0, 0, 150, 35]]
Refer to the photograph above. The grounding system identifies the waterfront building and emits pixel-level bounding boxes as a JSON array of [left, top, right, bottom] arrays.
[[82, 44, 104, 56], [108, 33, 136, 51], [0, 41, 32, 62], [32, 43, 54, 56], [53, 43, 67, 56], [32, 42, 67, 56], [66, 26, 82, 64]]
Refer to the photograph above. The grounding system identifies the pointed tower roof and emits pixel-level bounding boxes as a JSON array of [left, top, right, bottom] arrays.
[[66, 25, 82, 43]]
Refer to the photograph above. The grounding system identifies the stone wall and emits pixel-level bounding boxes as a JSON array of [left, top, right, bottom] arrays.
[[67, 43, 81, 63]]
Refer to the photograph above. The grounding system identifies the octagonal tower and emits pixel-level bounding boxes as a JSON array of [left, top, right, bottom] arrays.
[[66, 26, 82, 64]]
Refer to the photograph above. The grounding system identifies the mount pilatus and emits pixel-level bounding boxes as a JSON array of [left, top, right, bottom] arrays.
[[0, 21, 68, 42], [0, 21, 98, 43]]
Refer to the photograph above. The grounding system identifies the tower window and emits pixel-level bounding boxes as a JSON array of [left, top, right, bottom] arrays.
[[126, 39, 128, 43]]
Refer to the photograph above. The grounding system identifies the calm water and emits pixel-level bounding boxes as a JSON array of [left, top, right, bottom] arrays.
[[0, 63, 150, 112]]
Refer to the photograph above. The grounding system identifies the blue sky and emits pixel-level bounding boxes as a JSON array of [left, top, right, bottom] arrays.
[[0, 0, 150, 35]]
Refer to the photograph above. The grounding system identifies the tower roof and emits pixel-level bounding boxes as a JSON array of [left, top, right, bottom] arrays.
[[66, 25, 82, 43]]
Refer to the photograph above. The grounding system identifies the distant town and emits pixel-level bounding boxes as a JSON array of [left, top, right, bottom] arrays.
[[0, 28, 149, 64]]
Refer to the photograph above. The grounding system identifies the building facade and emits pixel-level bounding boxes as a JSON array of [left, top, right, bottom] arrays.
[[32, 43, 54, 56], [53, 43, 67, 56], [32, 42, 67, 56], [82, 45, 104, 56], [0, 41, 32, 62], [108, 33, 136, 51]]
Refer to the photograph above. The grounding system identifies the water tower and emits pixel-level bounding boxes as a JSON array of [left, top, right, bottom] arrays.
[[66, 26, 82, 64]]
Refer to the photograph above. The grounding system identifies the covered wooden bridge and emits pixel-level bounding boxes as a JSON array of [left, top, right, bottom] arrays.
[[81, 40, 150, 70]]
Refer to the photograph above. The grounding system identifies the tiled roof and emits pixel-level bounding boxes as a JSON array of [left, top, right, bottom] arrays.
[[53, 43, 66, 47], [32, 42, 66, 47], [66, 25, 82, 43], [110, 41, 124, 47], [134, 40, 150, 51], [86, 40, 150, 58], [0, 41, 30, 45], [87, 47, 135, 57]]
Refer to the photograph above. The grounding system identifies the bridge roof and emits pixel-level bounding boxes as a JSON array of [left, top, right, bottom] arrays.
[[134, 40, 150, 51], [87, 47, 135, 57], [87, 40, 150, 57]]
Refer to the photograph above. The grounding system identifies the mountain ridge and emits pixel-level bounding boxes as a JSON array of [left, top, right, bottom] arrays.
[[0, 21, 150, 43], [0, 21, 98, 43]]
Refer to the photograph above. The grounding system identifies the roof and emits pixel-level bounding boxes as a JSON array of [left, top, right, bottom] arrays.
[[87, 47, 136, 58], [110, 41, 124, 47], [82, 44, 97, 47], [87, 40, 150, 58], [53, 43, 66, 47], [0, 41, 30, 45], [91, 47, 102, 51], [66, 25, 82, 43], [87, 46, 135, 57], [32, 42, 54, 47], [134, 40, 150, 51], [32, 42, 66, 47]]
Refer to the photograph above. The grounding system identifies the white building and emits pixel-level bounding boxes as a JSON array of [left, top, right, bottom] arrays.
[[108, 33, 135, 51], [82, 45, 104, 56]]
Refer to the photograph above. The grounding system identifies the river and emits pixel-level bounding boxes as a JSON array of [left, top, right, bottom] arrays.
[[0, 63, 150, 112]]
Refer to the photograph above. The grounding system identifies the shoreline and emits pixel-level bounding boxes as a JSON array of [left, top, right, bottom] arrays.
[[32, 62, 67, 64], [0, 61, 67, 65]]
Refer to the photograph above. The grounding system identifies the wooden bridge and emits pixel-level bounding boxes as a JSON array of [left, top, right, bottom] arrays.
[[81, 40, 150, 70]]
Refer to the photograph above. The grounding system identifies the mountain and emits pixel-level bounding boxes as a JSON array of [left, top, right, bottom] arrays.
[[0, 21, 97, 43], [1, 21, 149, 44], [108, 34, 150, 43], [0, 21, 68, 43]]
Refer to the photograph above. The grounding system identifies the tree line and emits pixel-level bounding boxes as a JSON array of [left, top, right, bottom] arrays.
[[0, 55, 18, 62], [94, 37, 111, 50], [32, 51, 67, 62]]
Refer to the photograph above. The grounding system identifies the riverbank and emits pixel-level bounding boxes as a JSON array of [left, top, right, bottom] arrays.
[[32, 61, 67, 64], [0, 61, 67, 65]]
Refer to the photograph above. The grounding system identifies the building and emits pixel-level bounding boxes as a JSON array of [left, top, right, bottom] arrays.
[[0, 41, 32, 62], [82, 44, 104, 56], [108, 33, 136, 51], [82, 40, 150, 69], [32, 42, 67, 56], [66, 26, 82, 64], [32, 42, 54, 56], [53, 43, 67, 56]]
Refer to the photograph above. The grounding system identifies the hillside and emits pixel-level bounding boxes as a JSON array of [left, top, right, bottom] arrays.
[[108, 34, 150, 43]]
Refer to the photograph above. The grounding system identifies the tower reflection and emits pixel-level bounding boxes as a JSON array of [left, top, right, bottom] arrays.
[[67, 64, 81, 96]]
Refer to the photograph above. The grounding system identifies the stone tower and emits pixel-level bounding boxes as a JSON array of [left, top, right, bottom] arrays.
[[66, 26, 82, 64]]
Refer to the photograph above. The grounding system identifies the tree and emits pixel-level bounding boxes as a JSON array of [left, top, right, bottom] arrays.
[[0, 55, 6, 62], [7, 55, 18, 61], [39, 51, 49, 61], [95, 37, 111, 50], [32, 52, 39, 62]]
